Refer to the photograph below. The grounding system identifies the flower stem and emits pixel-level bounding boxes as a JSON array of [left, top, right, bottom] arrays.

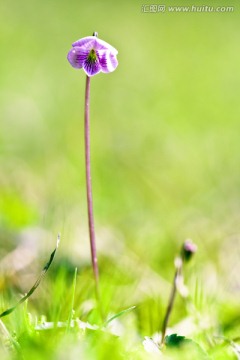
[[160, 241, 196, 345], [84, 75, 100, 306], [160, 257, 183, 346]]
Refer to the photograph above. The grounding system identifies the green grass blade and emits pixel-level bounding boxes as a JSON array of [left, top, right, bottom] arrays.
[[0, 234, 60, 319], [104, 305, 136, 326], [66, 267, 78, 332]]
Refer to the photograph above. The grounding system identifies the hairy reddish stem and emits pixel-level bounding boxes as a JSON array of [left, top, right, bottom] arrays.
[[84, 75, 100, 305]]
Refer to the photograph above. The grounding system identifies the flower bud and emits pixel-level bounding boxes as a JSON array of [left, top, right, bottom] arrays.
[[181, 240, 197, 262]]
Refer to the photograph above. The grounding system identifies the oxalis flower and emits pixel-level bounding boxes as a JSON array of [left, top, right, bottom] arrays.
[[67, 34, 118, 76]]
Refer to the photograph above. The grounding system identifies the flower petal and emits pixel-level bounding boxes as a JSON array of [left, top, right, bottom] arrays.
[[67, 47, 89, 69], [98, 50, 118, 73], [72, 36, 96, 49], [83, 58, 101, 77], [72, 36, 118, 55], [93, 38, 118, 54]]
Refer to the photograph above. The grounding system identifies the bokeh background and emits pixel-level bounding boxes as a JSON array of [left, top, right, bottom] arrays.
[[0, 0, 240, 349]]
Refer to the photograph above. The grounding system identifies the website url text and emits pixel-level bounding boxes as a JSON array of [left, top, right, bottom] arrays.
[[141, 5, 234, 13]]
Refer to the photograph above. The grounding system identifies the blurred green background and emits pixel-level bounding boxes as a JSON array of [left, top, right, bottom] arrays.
[[0, 0, 240, 352]]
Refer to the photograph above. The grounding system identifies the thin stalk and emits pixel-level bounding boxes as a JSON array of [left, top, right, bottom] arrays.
[[84, 75, 101, 306], [160, 241, 196, 346], [160, 258, 183, 346]]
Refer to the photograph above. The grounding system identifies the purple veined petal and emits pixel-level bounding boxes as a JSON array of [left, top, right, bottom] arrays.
[[93, 38, 118, 54], [83, 58, 101, 77], [67, 47, 89, 69], [98, 50, 118, 73], [72, 36, 96, 49], [72, 36, 118, 55]]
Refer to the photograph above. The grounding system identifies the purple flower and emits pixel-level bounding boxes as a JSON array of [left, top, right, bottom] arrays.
[[67, 35, 118, 77]]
